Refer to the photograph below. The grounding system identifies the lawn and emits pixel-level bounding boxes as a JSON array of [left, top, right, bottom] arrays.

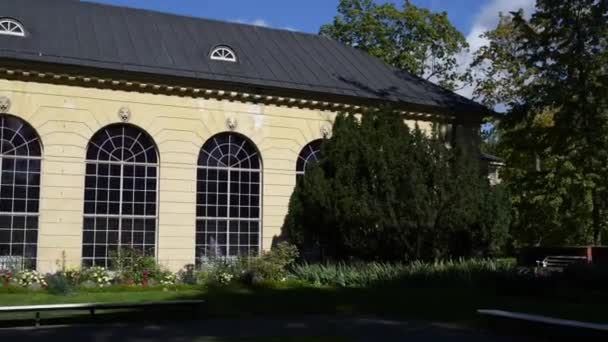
[[0, 287, 201, 306], [1, 283, 606, 327]]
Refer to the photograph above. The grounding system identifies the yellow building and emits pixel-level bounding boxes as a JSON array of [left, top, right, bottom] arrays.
[[0, 0, 489, 272]]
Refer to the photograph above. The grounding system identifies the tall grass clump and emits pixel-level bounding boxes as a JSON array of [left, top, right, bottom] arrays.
[[290, 258, 516, 288]]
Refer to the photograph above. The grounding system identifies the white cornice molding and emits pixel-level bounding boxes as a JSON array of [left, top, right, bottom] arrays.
[[0, 66, 457, 122]]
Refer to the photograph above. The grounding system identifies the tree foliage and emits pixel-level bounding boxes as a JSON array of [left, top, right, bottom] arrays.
[[282, 108, 510, 261], [320, 0, 470, 90], [471, 11, 535, 109], [472, 0, 608, 246]]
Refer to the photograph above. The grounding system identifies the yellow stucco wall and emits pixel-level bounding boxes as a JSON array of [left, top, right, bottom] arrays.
[[0, 78, 460, 272]]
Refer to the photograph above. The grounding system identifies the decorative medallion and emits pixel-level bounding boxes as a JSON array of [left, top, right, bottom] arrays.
[[226, 117, 238, 131], [320, 125, 332, 139], [118, 107, 131, 122], [0, 96, 11, 113]]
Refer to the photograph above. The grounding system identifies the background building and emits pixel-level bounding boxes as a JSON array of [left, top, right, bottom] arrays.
[[0, 0, 489, 272]]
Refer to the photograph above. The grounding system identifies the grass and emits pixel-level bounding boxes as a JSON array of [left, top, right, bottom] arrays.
[[0, 288, 204, 325], [0, 288, 201, 306], [201, 284, 608, 324], [1, 283, 606, 327], [290, 258, 516, 288], [1, 258, 606, 328]]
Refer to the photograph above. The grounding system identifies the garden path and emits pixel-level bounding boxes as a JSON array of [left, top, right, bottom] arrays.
[[0, 316, 526, 341]]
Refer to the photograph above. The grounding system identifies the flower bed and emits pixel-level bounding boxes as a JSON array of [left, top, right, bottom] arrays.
[[2, 243, 602, 301], [0, 242, 300, 295]]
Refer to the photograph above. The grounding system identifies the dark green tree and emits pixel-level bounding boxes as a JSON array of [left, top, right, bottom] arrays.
[[471, 1, 608, 246], [282, 108, 510, 261], [320, 0, 470, 90], [519, 0, 608, 245]]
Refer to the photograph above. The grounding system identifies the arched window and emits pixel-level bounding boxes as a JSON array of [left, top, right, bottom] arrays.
[[82, 124, 158, 267], [296, 139, 323, 177], [0, 18, 25, 37], [0, 115, 41, 269], [196, 133, 261, 260], [210, 46, 237, 62]]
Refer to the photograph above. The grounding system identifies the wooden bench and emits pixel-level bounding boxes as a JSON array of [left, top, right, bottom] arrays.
[[536, 255, 588, 271], [478, 309, 608, 337], [0, 299, 205, 327]]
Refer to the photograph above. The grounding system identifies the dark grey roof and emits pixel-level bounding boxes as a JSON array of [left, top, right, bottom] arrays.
[[0, 0, 488, 119]]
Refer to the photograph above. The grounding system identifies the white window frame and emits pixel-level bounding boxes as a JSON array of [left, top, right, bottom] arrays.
[[210, 46, 237, 62], [82, 125, 159, 268], [196, 133, 262, 262], [0, 115, 42, 270], [0, 18, 25, 37], [296, 139, 323, 177]]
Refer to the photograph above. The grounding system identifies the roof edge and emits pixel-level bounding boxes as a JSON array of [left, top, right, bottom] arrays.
[[0, 57, 488, 124]]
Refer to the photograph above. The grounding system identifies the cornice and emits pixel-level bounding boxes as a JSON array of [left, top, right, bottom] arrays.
[[0, 65, 459, 123]]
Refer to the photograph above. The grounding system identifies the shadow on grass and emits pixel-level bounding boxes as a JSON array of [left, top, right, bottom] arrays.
[[185, 281, 608, 323], [0, 274, 607, 340]]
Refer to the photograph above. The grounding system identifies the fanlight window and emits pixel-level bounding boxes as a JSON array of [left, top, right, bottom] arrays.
[[296, 139, 323, 177], [82, 124, 159, 267], [0, 18, 25, 37], [210, 46, 237, 62], [0, 115, 41, 270], [196, 133, 261, 261]]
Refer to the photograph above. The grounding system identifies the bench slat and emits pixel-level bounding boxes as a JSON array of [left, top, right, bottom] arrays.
[[0, 303, 96, 312], [93, 300, 204, 310], [538, 255, 588, 270], [0, 300, 204, 313], [478, 309, 608, 332]]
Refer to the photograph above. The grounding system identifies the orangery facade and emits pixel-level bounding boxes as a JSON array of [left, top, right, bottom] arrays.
[[0, 0, 489, 272]]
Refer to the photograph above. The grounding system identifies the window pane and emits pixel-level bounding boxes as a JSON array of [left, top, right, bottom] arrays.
[[196, 133, 261, 262], [82, 124, 158, 267], [0, 114, 41, 267]]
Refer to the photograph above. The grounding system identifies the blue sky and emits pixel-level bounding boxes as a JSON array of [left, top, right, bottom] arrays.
[[85, 0, 506, 36]]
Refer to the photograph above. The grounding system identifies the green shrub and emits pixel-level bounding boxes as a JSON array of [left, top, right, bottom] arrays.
[[110, 247, 161, 285], [239, 242, 300, 284], [154, 269, 176, 288], [177, 264, 197, 285], [195, 270, 211, 285], [289, 258, 517, 288], [282, 110, 511, 261], [197, 255, 242, 286], [0, 269, 13, 286], [14, 270, 47, 289], [64, 268, 83, 286], [81, 266, 112, 288], [46, 273, 73, 295]]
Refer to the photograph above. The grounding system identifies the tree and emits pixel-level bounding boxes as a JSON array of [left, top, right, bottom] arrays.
[[320, 0, 470, 90], [282, 108, 510, 261], [472, 1, 608, 246], [471, 11, 535, 109], [522, 0, 608, 245]]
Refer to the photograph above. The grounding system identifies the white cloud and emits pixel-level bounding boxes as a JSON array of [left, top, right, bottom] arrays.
[[232, 18, 270, 27], [251, 19, 269, 27], [468, 0, 535, 51], [231, 19, 298, 32], [455, 0, 536, 99]]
